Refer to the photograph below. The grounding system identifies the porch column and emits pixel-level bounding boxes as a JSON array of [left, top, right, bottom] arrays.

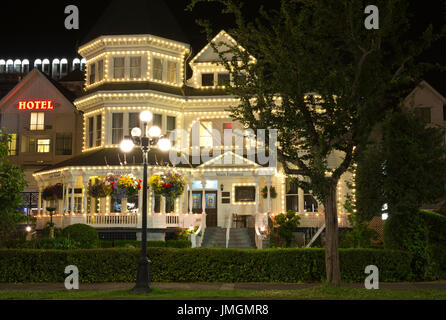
[[65, 179, 69, 213], [298, 187, 305, 214], [138, 187, 143, 214], [70, 176, 76, 215], [266, 176, 272, 213], [161, 196, 166, 214], [82, 175, 88, 215], [201, 179, 206, 215], [151, 190, 156, 214], [188, 183, 193, 214], [37, 186, 42, 216], [255, 176, 260, 214]]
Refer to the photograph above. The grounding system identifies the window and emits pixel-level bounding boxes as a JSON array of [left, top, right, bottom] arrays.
[[167, 116, 176, 143], [96, 115, 102, 147], [128, 112, 140, 135], [56, 133, 72, 155], [97, 60, 104, 81], [443, 104, 446, 121], [202, 73, 214, 86], [286, 179, 299, 212], [304, 194, 318, 212], [130, 57, 141, 78], [167, 61, 177, 83], [30, 112, 44, 130], [200, 121, 213, 147], [89, 63, 96, 84], [235, 186, 256, 202], [8, 133, 17, 156], [153, 113, 162, 128], [37, 139, 50, 153], [88, 117, 94, 148], [415, 107, 431, 123], [218, 73, 230, 86], [153, 58, 163, 80], [112, 113, 124, 144], [113, 57, 125, 79]]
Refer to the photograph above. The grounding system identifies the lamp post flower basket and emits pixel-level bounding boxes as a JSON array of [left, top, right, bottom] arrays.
[[42, 183, 63, 201], [261, 185, 277, 199], [149, 170, 185, 200]]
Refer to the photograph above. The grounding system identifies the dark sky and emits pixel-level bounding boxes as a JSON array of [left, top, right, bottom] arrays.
[[0, 0, 444, 68]]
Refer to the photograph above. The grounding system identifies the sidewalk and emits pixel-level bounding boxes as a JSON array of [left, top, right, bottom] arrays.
[[1, 281, 446, 291]]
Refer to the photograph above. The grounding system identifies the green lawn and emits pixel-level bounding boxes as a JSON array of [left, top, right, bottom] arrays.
[[1, 285, 446, 300]]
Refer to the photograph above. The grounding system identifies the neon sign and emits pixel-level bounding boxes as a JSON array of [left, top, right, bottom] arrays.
[[18, 100, 55, 110]]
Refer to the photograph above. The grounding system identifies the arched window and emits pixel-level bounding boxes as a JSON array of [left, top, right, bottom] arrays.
[[6, 60, 14, 73], [0, 60, 5, 73], [72, 58, 80, 70], [80, 58, 86, 71], [14, 59, 21, 73], [34, 59, 42, 71], [22, 59, 30, 73], [52, 59, 60, 78], [60, 58, 68, 76], [42, 59, 50, 74]]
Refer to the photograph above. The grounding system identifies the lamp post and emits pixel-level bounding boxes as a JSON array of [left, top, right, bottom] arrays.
[[120, 110, 172, 293]]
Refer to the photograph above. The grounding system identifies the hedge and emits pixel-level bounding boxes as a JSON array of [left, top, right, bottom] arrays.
[[99, 240, 191, 249], [0, 248, 411, 283]]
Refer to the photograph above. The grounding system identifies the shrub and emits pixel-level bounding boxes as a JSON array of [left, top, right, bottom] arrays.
[[99, 240, 191, 248], [272, 211, 301, 247], [384, 210, 446, 280], [166, 240, 191, 248], [0, 248, 412, 283], [62, 224, 99, 249]]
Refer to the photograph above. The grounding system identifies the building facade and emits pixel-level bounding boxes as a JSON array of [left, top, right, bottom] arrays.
[[0, 69, 83, 213]]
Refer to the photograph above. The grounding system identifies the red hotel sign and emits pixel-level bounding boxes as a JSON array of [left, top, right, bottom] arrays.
[[18, 100, 55, 110]]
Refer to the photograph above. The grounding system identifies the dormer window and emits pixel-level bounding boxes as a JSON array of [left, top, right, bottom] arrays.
[[130, 57, 141, 79], [89, 63, 96, 84], [113, 57, 125, 79], [202, 73, 214, 87], [167, 61, 177, 83], [153, 58, 163, 81], [218, 73, 230, 86]]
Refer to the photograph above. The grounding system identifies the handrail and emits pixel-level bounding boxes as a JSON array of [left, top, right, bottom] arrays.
[[305, 223, 326, 248], [225, 213, 232, 248]]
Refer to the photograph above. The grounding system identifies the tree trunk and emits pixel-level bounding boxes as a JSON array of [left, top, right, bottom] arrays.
[[324, 183, 341, 286]]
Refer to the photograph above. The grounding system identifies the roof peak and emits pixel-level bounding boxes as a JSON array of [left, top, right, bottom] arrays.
[[81, 0, 189, 47]]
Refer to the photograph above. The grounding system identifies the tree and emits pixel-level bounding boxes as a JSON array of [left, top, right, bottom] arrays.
[[189, 0, 445, 285], [0, 130, 27, 245]]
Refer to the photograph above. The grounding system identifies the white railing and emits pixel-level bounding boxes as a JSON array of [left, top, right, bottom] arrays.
[[225, 213, 232, 248], [166, 214, 180, 227], [86, 214, 138, 227]]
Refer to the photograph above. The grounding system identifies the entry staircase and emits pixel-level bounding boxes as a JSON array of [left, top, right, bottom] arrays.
[[201, 227, 256, 249]]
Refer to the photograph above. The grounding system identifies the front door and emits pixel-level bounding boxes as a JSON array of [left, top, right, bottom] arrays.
[[191, 191, 218, 227]]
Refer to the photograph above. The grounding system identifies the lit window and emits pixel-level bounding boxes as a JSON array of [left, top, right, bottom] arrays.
[[89, 63, 96, 84], [167, 61, 177, 83], [200, 121, 213, 147], [130, 57, 141, 78], [112, 113, 124, 144], [113, 57, 125, 79], [153, 113, 162, 128], [97, 60, 104, 81], [37, 139, 50, 153], [202, 74, 214, 87], [167, 116, 176, 144], [304, 194, 318, 212], [286, 179, 299, 212], [30, 112, 44, 130], [153, 58, 163, 81], [8, 133, 17, 156], [128, 113, 139, 135]]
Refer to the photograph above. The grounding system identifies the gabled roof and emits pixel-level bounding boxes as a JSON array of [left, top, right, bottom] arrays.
[[0, 69, 79, 109], [81, 0, 189, 46], [199, 151, 260, 168], [405, 80, 446, 105]]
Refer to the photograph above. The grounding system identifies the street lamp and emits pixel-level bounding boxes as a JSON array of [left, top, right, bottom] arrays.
[[120, 110, 171, 293]]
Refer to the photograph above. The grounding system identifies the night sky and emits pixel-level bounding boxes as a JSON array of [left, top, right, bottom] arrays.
[[0, 0, 444, 84]]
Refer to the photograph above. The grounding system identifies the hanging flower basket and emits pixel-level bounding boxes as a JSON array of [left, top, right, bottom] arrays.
[[42, 183, 63, 201], [261, 185, 277, 199], [107, 174, 142, 200], [87, 181, 107, 198], [149, 170, 185, 200]]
